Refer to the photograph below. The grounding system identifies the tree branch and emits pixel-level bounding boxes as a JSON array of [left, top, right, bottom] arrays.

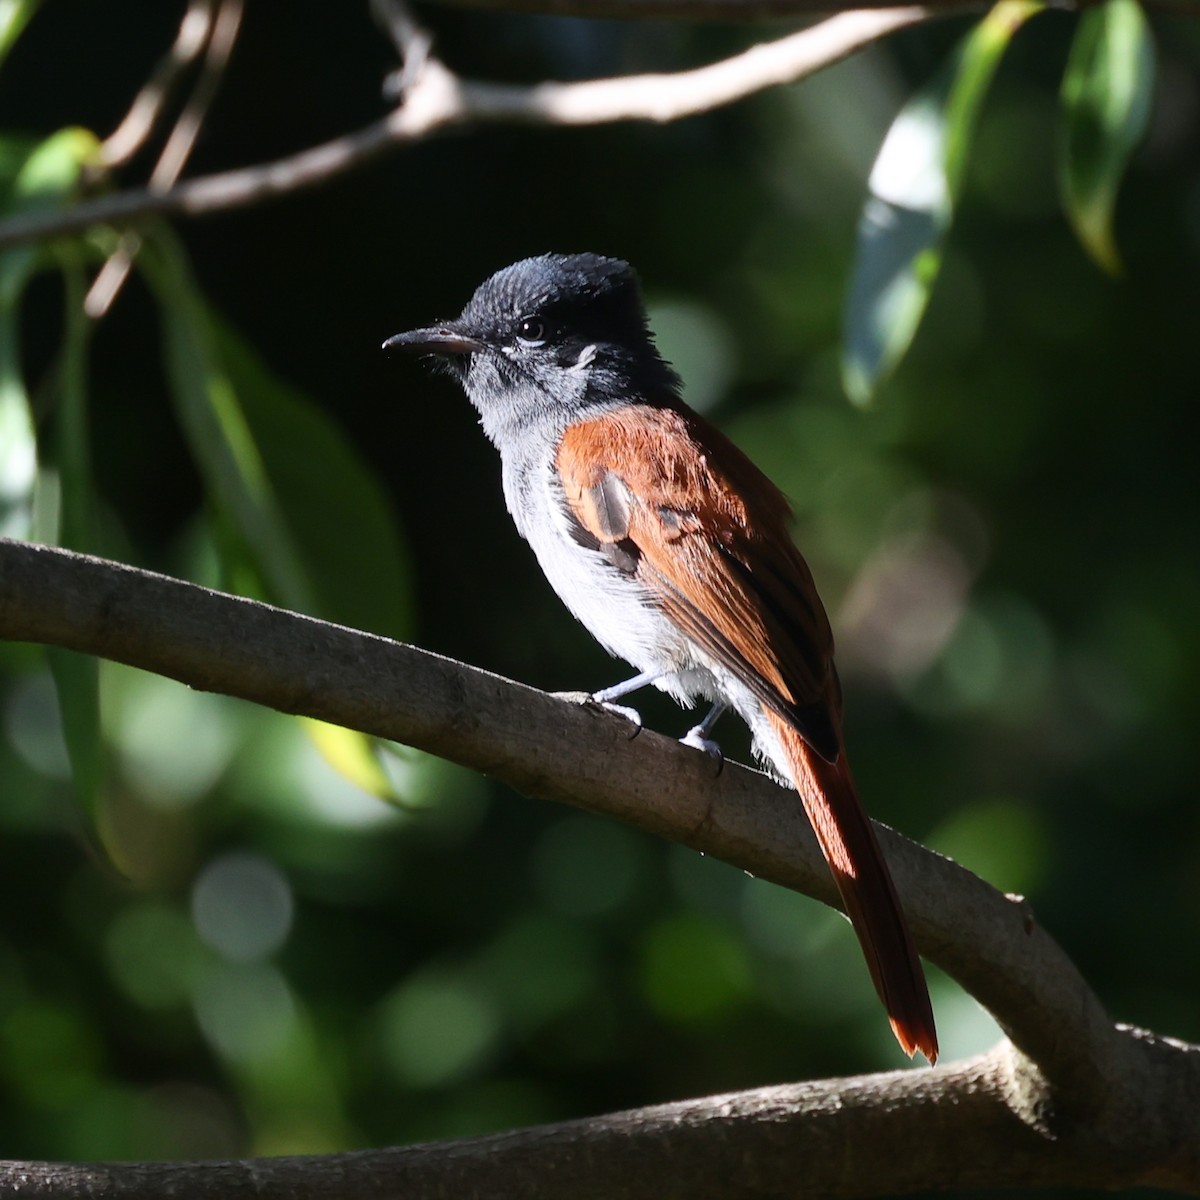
[[0, 7, 945, 253], [85, 0, 245, 318], [1, 1039, 1196, 1199], [422, 0, 988, 19], [384, 0, 1198, 18], [0, 540, 1134, 1075], [2, 536, 1199, 1190], [97, 0, 218, 169]]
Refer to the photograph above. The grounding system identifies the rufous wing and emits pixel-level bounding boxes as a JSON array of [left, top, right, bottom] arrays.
[[557, 403, 839, 760]]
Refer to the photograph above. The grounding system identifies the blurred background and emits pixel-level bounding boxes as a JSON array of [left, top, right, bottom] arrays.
[[0, 0, 1197, 1177]]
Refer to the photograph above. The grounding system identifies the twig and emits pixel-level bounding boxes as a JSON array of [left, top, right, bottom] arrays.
[[149, 0, 244, 187], [85, 0, 245, 319], [385, 0, 1175, 17], [98, 0, 217, 170], [0, 538, 1198, 1195], [372, 0, 435, 99], [0, 7, 946, 254], [454, 7, 937, 122]]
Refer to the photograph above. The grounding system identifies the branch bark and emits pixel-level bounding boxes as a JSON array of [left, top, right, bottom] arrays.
[[0, 1041, 1194, 1200], [0, 7, 946, 253], [0, 537, 1198, 1196]]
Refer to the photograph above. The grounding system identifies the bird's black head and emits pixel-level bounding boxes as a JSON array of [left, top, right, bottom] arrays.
[[385, 253, 681, 446]]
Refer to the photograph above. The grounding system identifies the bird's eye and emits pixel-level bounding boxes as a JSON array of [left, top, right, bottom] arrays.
[[516, 317, 548, 347]]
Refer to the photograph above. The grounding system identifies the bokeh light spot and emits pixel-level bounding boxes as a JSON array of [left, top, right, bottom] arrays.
[[929, 796, 1050, 895], [376, 972, 500, 1088], [105, 901, 206, 1009], [192, 962, 296, 1065], [191, 853, 293, 962]]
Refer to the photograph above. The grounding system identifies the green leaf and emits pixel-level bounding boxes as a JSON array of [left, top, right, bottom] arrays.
[[0, 133, 38, 209], [0, 128, 105, 820], [0, 126, 100, 307], [213, 319, 412, 802], [138, 230, 412, 801], [300, 718, 402, 803], [140, 230, 411, 635], [0, 128, 98, 537], [1060, 0, 1155, 275], [138, 231, 318, 614], [0, 0, 42, 70], [213, 318, 412, 641], [47, 259, 104, 826], [0, 313, 35, 535], [842, 0, 1042, 406], [54, 257, 94, 548]]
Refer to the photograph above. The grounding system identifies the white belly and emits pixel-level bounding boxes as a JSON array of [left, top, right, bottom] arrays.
[[511, 456, 718, 709]]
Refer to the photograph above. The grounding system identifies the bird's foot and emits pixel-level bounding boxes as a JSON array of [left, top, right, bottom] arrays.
[[553, 690, 643, 739], [591, 696, 644, 736], [679, 701, 728, 774], [680, 725, 724, 774]]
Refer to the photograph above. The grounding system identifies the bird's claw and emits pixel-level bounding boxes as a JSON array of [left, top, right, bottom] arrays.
[[585, 694, 643, 738], [680, 726, 724, 774]]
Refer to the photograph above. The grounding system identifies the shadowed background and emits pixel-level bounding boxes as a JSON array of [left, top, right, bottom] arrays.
[[0, 0, 1197, 1182]]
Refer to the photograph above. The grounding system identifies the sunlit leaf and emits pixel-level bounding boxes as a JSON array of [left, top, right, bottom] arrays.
[[214, 320, 412, 803], [0, 128, 98, 537], [299, 718, 400, 804], [2, 132, 105, 820], [0, 126, 99, 306], [842, 0, 1042, 405], [0, 315, 35, 535], [0, 0, 41, 70], [139, 231, 318, 613], [139, 230, 412, 801], [1060, 0, 1155, 275]]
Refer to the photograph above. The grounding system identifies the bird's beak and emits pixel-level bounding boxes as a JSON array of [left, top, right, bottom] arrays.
[[382, 326, 484, 356]]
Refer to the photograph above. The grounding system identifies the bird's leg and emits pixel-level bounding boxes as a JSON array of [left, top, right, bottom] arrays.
[[586, 670, 662, 730], [680, 701, 728, 769]]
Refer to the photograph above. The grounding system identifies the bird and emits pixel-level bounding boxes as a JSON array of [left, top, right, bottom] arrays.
[[384, 252, 938, 1063]]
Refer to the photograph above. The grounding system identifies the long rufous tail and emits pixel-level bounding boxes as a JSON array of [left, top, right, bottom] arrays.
[[765, 710, 938, 1063]]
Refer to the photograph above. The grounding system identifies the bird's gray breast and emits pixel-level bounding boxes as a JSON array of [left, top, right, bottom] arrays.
[[499, 445, 715, 704]]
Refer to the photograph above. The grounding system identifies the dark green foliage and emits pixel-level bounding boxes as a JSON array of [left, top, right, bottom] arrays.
[[0, 0, 1196, 1179]]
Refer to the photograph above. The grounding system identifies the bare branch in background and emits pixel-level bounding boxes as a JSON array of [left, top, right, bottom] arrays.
[[397, 0, 1177, 18], [454, 7, 930, 122], [85, 0, 245, 318], [150, 0, 244, 186], [372, 0, 436, 99], [0, 7, 941, 254], [98, 0, 217, 169]]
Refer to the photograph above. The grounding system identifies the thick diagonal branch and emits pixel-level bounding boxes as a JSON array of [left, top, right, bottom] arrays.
[[0, 540, 1133, 1080], [1, 541, 1198, 1192]]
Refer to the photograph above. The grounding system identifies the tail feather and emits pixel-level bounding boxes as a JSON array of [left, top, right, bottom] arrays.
[[765, 710, 938, 1064]]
